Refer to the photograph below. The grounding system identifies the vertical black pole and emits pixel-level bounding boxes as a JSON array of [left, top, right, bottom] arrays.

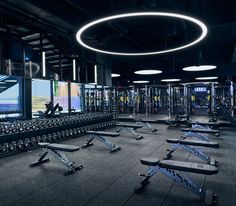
[[59, 53, 62, 81], [50, 79, 54, 105], [23, 78, 32, 119], [68, 81, 71, 113]]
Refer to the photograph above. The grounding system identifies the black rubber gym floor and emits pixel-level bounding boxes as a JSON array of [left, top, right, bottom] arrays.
[[0, 115, 235, 206]]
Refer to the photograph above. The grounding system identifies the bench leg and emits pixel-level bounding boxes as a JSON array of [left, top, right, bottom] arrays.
[[164, 144, 180, 159], [82, 136, 95, 148], [134, 166, 158, 193], [97, 135, 121, 152], [29, 150, 50, 167], [127, 127, 143, 140], [51, 149, 83, 175], [137, 122, 157, 132]]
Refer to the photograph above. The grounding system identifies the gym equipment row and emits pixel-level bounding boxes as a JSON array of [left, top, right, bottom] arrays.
[[0, 112, 116, 157]]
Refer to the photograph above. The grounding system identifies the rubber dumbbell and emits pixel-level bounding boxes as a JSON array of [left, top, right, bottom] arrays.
[[9, 141, 17, 151], [31, 137, 37, 146], [17, 140, 24, 150], [24, 138, 31, 149]]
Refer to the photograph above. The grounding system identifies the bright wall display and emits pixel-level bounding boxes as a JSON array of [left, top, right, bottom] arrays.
[[0, 75, 21, 111], [71, 83, 81, 111], [32, 79, 51, 113], [53, 81, 68, 111]]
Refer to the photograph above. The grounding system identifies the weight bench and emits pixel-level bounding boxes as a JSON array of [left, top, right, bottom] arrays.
[[116, 123, 144, 140], [181, 128, 220, 141], [136, 119, 158, 132], [165, 138, 219, 166], [30, 142, 83, 175], [83, 131, 121, 152], [135, 158, 218, 205]]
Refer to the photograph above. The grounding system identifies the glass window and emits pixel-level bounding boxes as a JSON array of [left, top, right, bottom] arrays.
[[53, 81, 68, 111], [71, 83, 82, 112], [0, 75, 21, 111], [32, 79, 51, 113]]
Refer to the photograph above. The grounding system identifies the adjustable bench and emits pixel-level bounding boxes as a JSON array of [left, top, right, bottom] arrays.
[[116, 123, 144, 140], [83, 131, 121, 152], [136, 119, 158, 132], [181, 127, 220, 141], [30, 142, 83, 175], [165, 138, 219, 165], [135, 158, 218, 205]]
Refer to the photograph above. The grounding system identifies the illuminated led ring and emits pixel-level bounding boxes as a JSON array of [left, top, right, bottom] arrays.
[[76, 12, 207, 56]]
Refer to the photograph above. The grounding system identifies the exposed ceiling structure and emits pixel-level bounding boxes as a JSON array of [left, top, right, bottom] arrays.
[[0, 0, 236, 85]]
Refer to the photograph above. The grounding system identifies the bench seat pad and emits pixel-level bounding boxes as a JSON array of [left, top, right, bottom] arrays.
[[116, 123, 143, 128], [87, 131, 119, 137], [47, 143, 80, 152]]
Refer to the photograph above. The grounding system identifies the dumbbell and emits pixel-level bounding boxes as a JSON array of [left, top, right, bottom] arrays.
[[1, 143, 9, 153], [9, 141, 17, 151], [41, 135, 48, 142], [65, 130, 70, 137], [24, 138, 31, 149], [47, 134, 52, 142], [31, 137, 37, 146], [17, 140, 24, 150], [60, 131, 66, 139], [56, 132, 62, 140], [36, 136, 41, 143]]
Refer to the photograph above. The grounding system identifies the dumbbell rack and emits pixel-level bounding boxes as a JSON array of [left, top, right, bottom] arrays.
[[0, 112, 117, 157], [0, 110, 24, 123]]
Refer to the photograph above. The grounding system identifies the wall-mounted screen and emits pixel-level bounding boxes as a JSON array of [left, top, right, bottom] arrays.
[[32, 79, 51, 113], [53, 81, 68, 111], [0, 75, 21, 111]]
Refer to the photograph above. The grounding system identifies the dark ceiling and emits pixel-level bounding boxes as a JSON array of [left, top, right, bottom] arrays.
[[0, 0, 236, 85]]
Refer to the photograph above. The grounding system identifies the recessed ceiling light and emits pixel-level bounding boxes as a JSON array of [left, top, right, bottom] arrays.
[[134, 70, 162, 75], [195, 77, 218, 80], [76, 12, 207, 56], [183, 65, 216, 71], [133, 80, 149, 84], [111, 73, 120, 77], [0, 82, 6, 84], [161, 79, 181, 82]]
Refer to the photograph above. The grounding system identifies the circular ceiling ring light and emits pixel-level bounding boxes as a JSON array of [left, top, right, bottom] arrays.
[[134, 70, 162, 75], [183, 65, 216, 71], [195, 77, 218, 80], [112, 73, 120, 77], [133, 80, 150, 84], [161, 79, 181, 82], [76, 12, 208, 56]]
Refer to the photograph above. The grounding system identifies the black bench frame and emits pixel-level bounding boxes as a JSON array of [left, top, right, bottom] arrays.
[[165, 138, 218, 166], [116, 123, 143, 140], [135, 158, 217, 205], [30, 143, 83, 175], [82, 131, 121, 152]]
